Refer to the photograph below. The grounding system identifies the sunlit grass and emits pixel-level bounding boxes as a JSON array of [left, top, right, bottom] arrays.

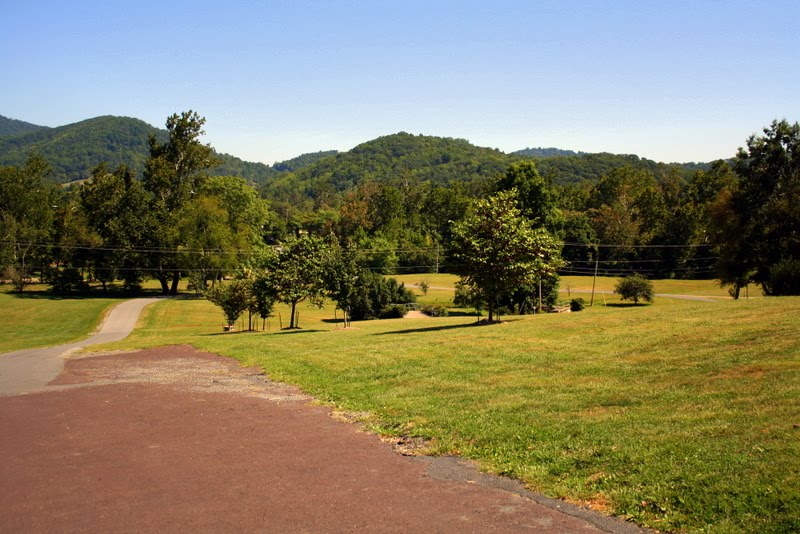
[[91, 292, 800, 532], [0, 286, 123, 353]]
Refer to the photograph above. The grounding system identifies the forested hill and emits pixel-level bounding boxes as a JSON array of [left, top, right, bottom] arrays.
[[521, 151, 712, 185], [0, 115, 48, 137], [514, 147, 585, 158], [264, 132, 517, 204], [0, 115, 283, 184]]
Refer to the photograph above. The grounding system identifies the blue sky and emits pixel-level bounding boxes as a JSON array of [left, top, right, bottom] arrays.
[[2, 1, 798, 164]]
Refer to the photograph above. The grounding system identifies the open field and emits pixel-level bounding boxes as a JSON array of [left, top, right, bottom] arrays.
[[85, 288, 800, 533], [395, 273, 738, 299], [0, 287, 123, 353]]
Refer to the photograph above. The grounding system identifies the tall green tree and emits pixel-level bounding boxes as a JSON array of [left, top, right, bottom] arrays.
[[143, 111, 220, 295], [450, 189, 564, 323], [79, 164, 153, 291], [0, 155, 58, 291], [727, 119, 800, 295], [496, 161, 562, 231]]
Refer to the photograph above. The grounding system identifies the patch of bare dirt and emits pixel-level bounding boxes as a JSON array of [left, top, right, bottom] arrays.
[[53, 344, 311, 403]]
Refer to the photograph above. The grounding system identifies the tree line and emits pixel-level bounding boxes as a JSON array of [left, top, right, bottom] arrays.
[[1, 112, 798, 319]]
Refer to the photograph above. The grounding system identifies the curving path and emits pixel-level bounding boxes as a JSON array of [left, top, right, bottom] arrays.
[[0, 298, 159, 396]]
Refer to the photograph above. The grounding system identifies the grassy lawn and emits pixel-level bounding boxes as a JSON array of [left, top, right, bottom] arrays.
[[0, 286, 124, 353], [89, 288, 800, 533], [395, 273, 738, 300]]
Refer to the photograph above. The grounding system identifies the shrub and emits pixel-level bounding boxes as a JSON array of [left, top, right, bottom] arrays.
[[418, 279, 430, 296], [765, 258, 800, 296], [421, 304, 449, 317], [49, 268, 89, 295], [570, 298, 585, 312], [614, 274, 654, 305], [379, 304, 408, 319]]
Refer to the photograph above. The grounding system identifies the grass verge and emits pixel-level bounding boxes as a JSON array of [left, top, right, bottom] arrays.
[[0, 287, 124, 353]]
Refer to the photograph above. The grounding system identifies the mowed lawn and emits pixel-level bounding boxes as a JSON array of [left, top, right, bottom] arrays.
[[0, 287, 123, 353], [89, 277, 800, 533]]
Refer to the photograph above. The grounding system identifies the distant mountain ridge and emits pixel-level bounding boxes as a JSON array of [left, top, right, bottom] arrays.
[[513, 147, 586, 158], [0, 114, 715, 191], [0, 114, 298, 185], [0, 115, 48, 137]]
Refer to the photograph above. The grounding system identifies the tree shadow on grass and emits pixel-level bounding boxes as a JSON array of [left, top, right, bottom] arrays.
[[604, 302, 650, 308], [205, 328, 323, 337], [373, 319, 520, 336], [4, 288, 165, 300]]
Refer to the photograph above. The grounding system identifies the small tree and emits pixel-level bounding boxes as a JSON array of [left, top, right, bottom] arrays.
[[418, 279, 430, 296], [450, 189, 564, 323], [614, 274, 654, 305], [205, 279, 251, 330], [265, 235, 329, 329]]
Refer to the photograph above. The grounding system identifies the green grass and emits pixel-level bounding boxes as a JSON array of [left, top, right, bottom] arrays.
[[395, 273, 737, 301], [89, 292, 800, 533], [0, 286, 124, 353]]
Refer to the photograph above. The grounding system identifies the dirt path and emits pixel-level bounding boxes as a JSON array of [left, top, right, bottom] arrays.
[[0, 297, 159, 396]]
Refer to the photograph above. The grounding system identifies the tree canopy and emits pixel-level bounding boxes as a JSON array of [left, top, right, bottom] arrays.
[[450, 189, 564, 322]]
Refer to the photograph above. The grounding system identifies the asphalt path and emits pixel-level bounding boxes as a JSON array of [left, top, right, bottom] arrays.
[[0, 298, 159, 396]]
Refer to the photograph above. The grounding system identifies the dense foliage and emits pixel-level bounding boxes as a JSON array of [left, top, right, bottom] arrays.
[[0, 115, 46, 137]]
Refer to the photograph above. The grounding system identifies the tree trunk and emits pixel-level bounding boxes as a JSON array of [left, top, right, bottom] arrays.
[[487, 300, 494, 323], [158, 275, 170, 295], [289, 301, 298, 328], [169, 271, 180, 295]]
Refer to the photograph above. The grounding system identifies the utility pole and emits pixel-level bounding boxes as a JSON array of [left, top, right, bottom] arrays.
[[538, 279, 542, 314], [435, 243, 440, 274]]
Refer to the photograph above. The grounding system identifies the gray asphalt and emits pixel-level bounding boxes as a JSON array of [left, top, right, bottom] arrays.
[[0, 298, 159, 396]]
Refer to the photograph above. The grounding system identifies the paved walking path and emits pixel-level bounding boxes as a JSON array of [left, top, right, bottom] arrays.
[[0, 298, 159, 396]]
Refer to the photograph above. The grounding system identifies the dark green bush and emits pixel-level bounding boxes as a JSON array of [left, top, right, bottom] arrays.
[[570, 298, 586, 312], [49, 268, 89, 295], [421, 304, 449, 317], [765, 258, 800, 296], [379, 304, 408, 319]]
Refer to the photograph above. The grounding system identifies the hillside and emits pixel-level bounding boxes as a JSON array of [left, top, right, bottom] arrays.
[[0, 113, 716, 191], [0, 115, 47, 137], [264, 132, 517, 204], [0, 115, 282, 184]]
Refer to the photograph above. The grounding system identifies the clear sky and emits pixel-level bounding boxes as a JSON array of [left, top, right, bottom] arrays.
[[2, 0, 798, 165]]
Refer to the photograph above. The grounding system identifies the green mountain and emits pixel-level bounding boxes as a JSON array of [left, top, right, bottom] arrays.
[[0, 113, 716, 192], [515, 150, 713, 185], [0, 115, 285, 185], [0, 115, 47, 137], [514, 146, 585, 158], [264, 132, 517, 204]]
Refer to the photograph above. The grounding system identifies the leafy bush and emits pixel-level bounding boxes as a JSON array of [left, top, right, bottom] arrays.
[[454, 280, 485, 315], [346, 271, 416, 321], [379, 304, 408, 319], [421, 304, 449, 317], [570, 298, 586, 312], [49, 268, 89, 295], [765, 258, 800, 296], [205, 279, 251, 328], [614, 274, 654, 305]]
